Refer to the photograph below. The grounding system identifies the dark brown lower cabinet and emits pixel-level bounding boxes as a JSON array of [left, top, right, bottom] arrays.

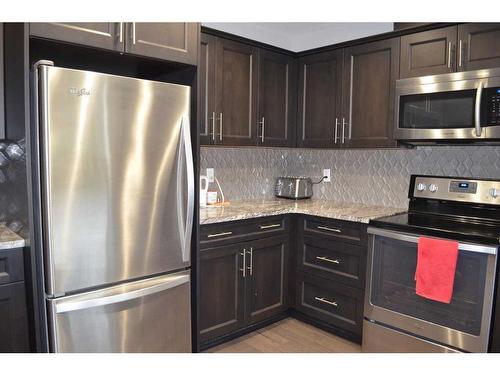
[[295, 272, 364, 337], [199, 234, 289, 347], [198, 243, 245, 342], [0, 282, 30, 352], [247, 236, 289, 324]]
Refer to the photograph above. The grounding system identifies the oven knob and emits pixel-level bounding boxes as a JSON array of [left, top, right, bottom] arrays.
[[416, 183, 426, 192], [489, 188, 499, 198], [428, 184, 438, 193]]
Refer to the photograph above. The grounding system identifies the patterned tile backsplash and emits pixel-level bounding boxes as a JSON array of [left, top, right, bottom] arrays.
[[0, 139, 29, 234], [200, 146, 500, 208]]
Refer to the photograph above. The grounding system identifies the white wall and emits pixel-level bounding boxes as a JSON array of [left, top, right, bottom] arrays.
[[201, 22, 394, 52]]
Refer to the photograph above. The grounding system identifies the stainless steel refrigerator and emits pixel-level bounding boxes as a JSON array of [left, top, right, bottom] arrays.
[[33, 61, 194, 352]]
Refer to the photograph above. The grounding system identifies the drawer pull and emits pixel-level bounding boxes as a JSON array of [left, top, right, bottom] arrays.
[[315, 297, 338, 307], [260, 223, 281, 230], [317, 226, 341, 233], [207, 231, 233, 238], [316, 256, 340, 264]]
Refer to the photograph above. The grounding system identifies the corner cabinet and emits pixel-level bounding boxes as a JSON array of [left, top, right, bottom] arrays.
[[29, 22, 199, 65], [199, 32, 297, 147], [342, 38, 399, 148], [297, 50, 343, 148], [257, 50, 297, 147]]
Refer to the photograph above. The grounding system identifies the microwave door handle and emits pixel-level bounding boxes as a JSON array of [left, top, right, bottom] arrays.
[[475, 81, 484, 137]]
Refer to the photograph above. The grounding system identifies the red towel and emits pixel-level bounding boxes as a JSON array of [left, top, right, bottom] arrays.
[[415, 237, 459, 304]]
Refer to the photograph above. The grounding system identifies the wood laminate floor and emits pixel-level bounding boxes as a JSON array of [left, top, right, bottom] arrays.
[[205, 318, 362, 353]]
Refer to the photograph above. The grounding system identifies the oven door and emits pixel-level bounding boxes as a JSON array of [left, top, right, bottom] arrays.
[[364, 227, 498, 352], [394, 69, 500, 142]]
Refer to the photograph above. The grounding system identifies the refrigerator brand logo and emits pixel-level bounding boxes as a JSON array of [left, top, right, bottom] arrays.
[[69, 87, 91, 96]]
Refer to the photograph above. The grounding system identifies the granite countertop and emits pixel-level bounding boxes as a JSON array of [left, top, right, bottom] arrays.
[[200, 198, 406, 225], [0, 223, 26, 250]]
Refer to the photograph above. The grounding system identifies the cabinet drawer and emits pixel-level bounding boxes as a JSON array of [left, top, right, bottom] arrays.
[[0, 248, 24, 286], [298, 235, 366, 288], [302, 216, 367, 245], [200, 216, 288, 248], [295, 272, 364, 335]]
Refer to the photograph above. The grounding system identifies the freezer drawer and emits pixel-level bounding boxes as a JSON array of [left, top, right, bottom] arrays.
[[47, 270, 191, 353]]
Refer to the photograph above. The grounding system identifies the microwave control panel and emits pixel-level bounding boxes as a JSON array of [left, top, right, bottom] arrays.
[[486, 88, 500, 125]]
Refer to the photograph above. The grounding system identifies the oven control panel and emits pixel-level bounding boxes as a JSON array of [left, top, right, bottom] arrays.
[[413, 176, 500, 205], [486, 88, 500, 125]]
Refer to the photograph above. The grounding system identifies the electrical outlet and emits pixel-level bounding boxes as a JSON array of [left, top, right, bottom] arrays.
[[206, 168, 214, 183], [323, 169, 331, 182]]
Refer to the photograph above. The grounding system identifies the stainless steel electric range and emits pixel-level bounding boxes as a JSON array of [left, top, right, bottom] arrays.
[[363, 175, 500, 353]]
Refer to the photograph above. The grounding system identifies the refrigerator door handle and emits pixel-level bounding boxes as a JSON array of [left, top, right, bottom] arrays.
[[179, 115, 194, 263], [54, 272, 190, 314]]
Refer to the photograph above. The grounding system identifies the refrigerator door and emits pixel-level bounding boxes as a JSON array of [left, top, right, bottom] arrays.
[[36, 64, 194, 295], [47, 270, 191, 353]]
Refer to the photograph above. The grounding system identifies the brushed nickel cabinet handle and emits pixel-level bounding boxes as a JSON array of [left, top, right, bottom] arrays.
[[132, 22, 136, 45], [207, 231, 233, 238], [210, 112, 216, 142], [240, 250, 246, 278], [458, 39, 463, 67], [341, 118, 347, 144], [447, 42, 452, 68], [218, 113, 223, 141], [315, 297, 338, 307], [317, 225, 341, 233], [316, 256, 340, 264], [334, 118, 339, 144], [259, 117, 265, 143], [260, 223, 281, 230], [118, 22, 123, 43], [247, 247, 253, 276]]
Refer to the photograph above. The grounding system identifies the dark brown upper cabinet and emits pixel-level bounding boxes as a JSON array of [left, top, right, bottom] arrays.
[[198, 33, 217, 146], [29, 23, 199, 65], [297, 50, 343, 148], [400, 26, 457, 78], [215, 38, 258, 146], [457, 23, 500, 71], [342, 38, 399, 148], [125, 23, 198, 65], [30, 23, 124, 52], [257, 50, 297, 147]]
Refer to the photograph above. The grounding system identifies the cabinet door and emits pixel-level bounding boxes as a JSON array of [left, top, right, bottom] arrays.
[[458, 23, 500, 71], [126, 23, 199, 65], [297, 50, 343, 148], [400, 26, 457, 78], [199, 244, 245, 343], [215, 39, 258, 146], [29, 23, 124, 52], [0, 282, 30, 352], [199, 33, 217, 146], [342, 38, 399, 148], [257, 50, 297, 147], [246, 236, 289, 325]]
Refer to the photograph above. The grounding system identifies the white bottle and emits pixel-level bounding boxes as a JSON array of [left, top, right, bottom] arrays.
[[200, 175, 209, 207]]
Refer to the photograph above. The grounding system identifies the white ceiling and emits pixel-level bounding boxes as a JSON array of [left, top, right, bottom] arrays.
[[201, 22, 394, 52]]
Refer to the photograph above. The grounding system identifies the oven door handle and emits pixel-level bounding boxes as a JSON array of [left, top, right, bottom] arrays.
[[367, 227, 497, 255]]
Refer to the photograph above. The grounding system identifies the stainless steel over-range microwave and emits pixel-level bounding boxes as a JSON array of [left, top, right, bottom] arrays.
[[394, 67, 500, 143]]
